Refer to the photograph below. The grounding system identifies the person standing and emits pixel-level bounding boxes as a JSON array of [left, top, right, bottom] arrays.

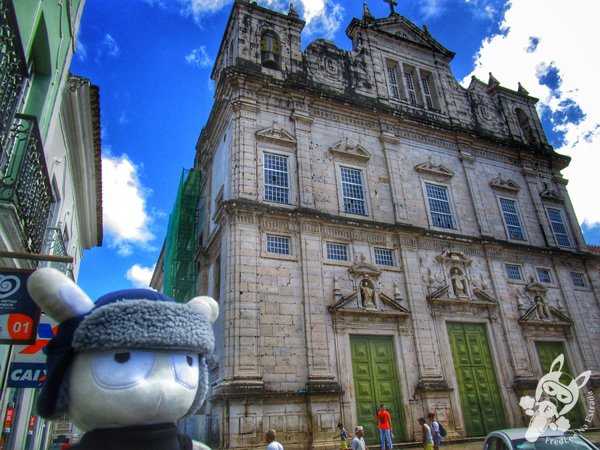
[[266, 429, 284, 450], [418, 418, 433, 450], [427, 412, 441, 450], [374, 404, 393, 450], [351, 426, 369, 450]]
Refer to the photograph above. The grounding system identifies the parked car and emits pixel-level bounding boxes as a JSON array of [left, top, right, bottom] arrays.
[[483, 428, 598, 450]]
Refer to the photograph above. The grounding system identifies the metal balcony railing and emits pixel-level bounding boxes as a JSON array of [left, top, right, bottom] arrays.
[[1, 0, 29, 156], [0, 113, 53, 254], [41, 226, 74, 280]]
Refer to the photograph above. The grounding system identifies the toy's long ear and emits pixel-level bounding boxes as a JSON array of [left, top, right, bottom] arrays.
[[27, 268, 95, 322], [549, 354, 564, 373], [188, 296, 219, 323]]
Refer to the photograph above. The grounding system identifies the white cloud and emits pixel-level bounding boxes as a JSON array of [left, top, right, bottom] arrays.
[[76, 39, 88, 62], [301, 1, 344, 40], [101, 33, 121, 58], [102, 154, 155, 256], [185, 45, 213, 68], [126, 264, 156, 288], [176, 0, 344, 38], [462, 0, 600, 232]]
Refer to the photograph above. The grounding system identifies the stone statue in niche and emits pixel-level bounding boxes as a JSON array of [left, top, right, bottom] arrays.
[[360, 277, 376, 308], [450, 267, 468, 298], [534, 295, 550, 320]]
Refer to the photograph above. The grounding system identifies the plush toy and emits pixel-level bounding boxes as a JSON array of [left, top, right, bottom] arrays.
[[27, 267, 218, 450]]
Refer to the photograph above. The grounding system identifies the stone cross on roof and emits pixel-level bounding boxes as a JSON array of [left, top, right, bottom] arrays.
[[384, 0, 398, 15]]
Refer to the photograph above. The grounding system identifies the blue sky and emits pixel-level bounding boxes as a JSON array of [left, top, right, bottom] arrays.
[[71, 0, 600, 301]]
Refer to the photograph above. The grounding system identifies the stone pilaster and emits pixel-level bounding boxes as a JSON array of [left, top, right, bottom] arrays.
[[232, 96, 259, 200], [291, 107, 315, 208], [380, 131, 408, 222], [300, 223, 339, 392], [458, 146, 491, 237]]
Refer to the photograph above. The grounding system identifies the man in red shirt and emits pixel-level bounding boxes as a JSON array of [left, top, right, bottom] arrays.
[[374, 404, 393, 450]]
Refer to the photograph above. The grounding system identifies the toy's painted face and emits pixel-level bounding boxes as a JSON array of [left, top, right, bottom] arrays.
[[68, 350, 200, 431]]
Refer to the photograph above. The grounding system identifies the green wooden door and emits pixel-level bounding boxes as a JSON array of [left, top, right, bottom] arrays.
[[535, 341, 585, 427], [350, 335, 405, 445], [447, 323, 506, 436]]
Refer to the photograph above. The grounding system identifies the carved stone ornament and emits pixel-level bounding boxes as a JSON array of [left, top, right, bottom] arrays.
[[540, 187, 563, 203], [435, 250, 472, 267], [518, 281, 571, 329], [489, 174, 521, 193], [255, 123, 296, 147], [329, 138, 371, 162], [427, 251, 498, 318], [414, 157, 454, 179], [329, 254, 408, 318]]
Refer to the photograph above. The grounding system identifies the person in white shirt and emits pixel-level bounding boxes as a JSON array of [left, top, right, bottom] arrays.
[[427, 412, 441, 450], [351, 426, 369, 450], [266, 429, 284, 450]]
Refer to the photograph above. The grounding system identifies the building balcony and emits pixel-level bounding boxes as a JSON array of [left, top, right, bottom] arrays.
[[41, 225, 74, 280], [1, 0, 29, 153], [0, 113, 53, 255]]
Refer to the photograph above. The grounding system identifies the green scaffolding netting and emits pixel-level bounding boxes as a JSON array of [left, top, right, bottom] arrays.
[[164, 169, 201, 302]]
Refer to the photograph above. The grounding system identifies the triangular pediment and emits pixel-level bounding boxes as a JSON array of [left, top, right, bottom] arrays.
[[329, 138, 371, 162], [540, 188, 563, 203], [415, 159, 454, 178], [490, 175, 521, 193], [520, 305, 571, 326], [256, 125, 296, 146], [473, 288, 497, 303], [366, 15, 455, 58], [330, 289, 409, 317]]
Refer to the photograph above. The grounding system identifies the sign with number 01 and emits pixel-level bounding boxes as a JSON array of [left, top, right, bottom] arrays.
[[0, 268, 40, 344]]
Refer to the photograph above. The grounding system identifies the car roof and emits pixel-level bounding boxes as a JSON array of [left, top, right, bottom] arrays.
[[490, 428, 579, 440]]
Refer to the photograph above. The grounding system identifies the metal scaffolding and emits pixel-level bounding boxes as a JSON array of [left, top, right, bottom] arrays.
[[164, 169, 201, 302]]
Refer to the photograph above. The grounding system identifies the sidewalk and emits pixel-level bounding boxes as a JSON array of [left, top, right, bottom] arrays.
[[389, 429, 600, 450]]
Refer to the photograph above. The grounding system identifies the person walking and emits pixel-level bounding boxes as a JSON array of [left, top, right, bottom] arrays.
[[265, 429, 284, 450], [335, 422, 353, 449], [418, 417, 433, 450], [374, 404, 393, 450], [351, 426, 369, 450], [427, 412, 442, 450]]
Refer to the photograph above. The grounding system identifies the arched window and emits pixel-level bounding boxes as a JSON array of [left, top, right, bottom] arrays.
[[516, 108, 534, 143], [260, 30, 280, 70]]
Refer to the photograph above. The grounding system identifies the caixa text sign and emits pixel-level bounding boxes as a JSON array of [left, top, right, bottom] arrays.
[[0, 268, 40, 344], [7, 363, 46, 388]]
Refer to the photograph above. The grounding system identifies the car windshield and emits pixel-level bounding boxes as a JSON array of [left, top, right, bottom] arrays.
[[512, 434, 593, 450]]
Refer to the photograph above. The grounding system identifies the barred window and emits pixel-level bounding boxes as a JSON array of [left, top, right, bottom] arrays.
[[266, 235, 290, 255], [536, 268, 552, 284], [387, 64, 400, 99], [546, 207, 572, 247], [570, 272, 586, 288], [421, 75, 433, 109], [374, 248, 394, 266], [340, 167, 366, 216], [505, 264, 523, 281], [499, 198, 526, 241], [425, 183, 456, 229], [264, 153, 289, 204], [404, 71, 418, 106], [326, 242, 349, 261]]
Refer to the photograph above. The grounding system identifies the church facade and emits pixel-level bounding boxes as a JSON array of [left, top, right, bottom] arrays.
[[191, 1, 600, 448]]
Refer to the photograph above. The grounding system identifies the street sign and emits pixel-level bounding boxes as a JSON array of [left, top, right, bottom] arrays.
[[12, 317, 58, 364], [6, 363, 46, 388], [0, 268, 40, 345]]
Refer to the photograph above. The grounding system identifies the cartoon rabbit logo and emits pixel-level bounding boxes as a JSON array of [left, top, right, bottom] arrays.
[[520, 354, 591, 442]]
